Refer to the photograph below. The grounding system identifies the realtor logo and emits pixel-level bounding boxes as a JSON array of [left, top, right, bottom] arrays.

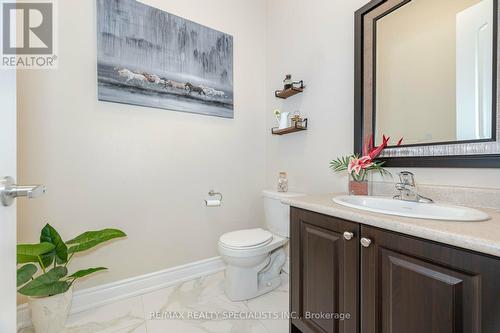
[[1, 0, 57, 69]]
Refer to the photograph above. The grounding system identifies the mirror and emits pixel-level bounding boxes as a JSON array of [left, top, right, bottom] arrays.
[[355, 0, 500, 167], [375, 0, 495, 146]]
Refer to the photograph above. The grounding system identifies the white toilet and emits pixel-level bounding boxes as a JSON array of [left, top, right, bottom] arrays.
[[218, 189, 304, 301]]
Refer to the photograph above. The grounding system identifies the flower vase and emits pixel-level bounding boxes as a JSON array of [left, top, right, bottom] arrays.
[[348, 175, 369, 196]]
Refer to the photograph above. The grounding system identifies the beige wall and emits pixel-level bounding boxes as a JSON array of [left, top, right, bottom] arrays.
[[376, 0, 480, 145], [266, 0, 368, 194], [265, 0, 500, 192], [17, 0, 267, 292]]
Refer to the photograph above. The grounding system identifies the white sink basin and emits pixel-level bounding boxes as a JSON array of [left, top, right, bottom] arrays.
[[333, 195, 490, 221]]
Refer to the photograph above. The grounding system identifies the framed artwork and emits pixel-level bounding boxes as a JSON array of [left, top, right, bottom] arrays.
[[97, 0, 234, 118]]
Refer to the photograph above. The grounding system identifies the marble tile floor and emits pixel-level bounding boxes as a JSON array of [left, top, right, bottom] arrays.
[[19, 272, 289, 333]]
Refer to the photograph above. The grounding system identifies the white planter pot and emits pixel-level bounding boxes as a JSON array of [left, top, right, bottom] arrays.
[[28, 286, 73, 333]]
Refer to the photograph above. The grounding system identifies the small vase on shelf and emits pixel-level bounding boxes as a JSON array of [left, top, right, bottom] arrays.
[[278, 112, 290, 129]]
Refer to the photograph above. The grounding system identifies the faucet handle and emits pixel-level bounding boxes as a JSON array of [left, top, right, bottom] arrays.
[[395, 183, 406, 191], [398, 171, 415, 187]]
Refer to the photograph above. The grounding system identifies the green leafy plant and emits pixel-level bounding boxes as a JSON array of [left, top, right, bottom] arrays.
[[17, 224, 126, 297]]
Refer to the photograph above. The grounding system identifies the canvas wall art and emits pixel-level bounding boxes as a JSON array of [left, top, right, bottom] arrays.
[[96, 0, 234, 118]]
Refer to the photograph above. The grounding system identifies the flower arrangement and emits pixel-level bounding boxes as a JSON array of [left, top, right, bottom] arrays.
[[330, 135, 403, 182]]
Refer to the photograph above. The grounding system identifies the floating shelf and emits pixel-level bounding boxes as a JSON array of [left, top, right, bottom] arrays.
[[272, 119, 308, 135], [275, 87, 304, 99]]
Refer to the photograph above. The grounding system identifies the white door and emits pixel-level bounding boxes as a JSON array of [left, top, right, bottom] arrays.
[[456, 0, 494, 140], [0, 69, 17, 332]]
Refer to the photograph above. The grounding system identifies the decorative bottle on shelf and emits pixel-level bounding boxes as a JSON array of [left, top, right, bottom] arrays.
[[283, 75, 293, 90], [277, 172, 288, 192], [291, 111, 302, 127]]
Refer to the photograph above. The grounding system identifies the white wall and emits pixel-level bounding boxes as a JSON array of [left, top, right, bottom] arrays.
[[17, 0, 267, 292], [265, 0, 500, 192]]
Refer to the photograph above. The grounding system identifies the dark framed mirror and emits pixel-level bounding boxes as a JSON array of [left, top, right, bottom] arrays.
[[355, 0, 500, 167]]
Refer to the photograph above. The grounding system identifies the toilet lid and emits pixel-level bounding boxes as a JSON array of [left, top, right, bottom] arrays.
[[219, 228, 273, 249]]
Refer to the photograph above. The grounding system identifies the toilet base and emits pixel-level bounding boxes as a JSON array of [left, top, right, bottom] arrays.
[[224, 248, 287, 301]]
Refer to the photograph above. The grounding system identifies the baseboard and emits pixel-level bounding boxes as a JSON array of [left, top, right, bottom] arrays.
[[17, 256, 225, 330]]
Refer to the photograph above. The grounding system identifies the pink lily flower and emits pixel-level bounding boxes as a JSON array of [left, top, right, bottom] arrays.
[[348, 158, 362, 175], [348, 156, 373, 176]]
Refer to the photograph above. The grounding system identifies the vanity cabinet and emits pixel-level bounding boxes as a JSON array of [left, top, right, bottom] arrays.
[[290, 208, 359, 333], [361, 225, 500, 333], [290, 208, 500, 333]]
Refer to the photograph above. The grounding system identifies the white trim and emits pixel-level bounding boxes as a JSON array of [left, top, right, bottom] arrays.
[[17, 257, 225, 330]]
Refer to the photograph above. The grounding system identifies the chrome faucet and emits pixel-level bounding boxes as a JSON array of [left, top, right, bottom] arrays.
[[394, 171, 433, 203]]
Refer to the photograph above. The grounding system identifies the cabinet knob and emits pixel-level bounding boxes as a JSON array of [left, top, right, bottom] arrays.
[[343, 231, 354, 241], [360, 238, 372, 248]]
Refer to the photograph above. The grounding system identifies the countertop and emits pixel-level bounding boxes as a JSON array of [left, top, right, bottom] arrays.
[[282, 193, 500, 258]]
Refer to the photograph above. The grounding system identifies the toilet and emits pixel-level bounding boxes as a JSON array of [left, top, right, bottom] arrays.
[[218, 189, 304, 301]]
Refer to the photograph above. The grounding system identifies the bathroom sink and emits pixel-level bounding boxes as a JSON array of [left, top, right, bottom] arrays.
[[333, 195, 490, 221]]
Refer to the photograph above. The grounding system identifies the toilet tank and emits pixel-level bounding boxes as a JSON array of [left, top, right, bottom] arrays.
[[262, 190, 305, 238]]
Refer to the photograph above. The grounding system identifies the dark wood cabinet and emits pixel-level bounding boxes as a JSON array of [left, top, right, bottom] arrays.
[[290, 208, 500, 333], [290, 208, 359, 333], [361, 225, 500, 333]]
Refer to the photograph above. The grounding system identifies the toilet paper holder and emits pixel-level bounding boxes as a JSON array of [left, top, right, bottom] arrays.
[[205, 190, 223, 207]]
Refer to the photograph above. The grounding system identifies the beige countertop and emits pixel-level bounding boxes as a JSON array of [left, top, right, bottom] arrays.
[[282, 193, 500, 258]]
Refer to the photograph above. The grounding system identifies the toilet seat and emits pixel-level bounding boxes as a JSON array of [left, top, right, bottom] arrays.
[[218, 233, 287, 259], [219, 228, 273, 249]]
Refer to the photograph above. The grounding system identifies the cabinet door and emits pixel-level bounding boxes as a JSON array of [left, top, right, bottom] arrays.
[[290, 208, 359, 333], [361, 225, 500, 333]]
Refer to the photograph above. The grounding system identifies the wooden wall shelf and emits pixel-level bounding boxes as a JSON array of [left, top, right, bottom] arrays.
[[275, 87, 304, 99], [272, 119, 308, 135]]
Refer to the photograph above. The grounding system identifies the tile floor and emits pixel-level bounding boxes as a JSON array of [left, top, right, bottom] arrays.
[[19, 272, 289, 333]]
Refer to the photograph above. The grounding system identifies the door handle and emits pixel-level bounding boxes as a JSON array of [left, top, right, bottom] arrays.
[[0, 176, 46, 207]]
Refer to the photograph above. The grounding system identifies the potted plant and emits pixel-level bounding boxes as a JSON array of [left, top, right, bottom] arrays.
[[329, 135, 402, 195], [17, 224, 126, 333]]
